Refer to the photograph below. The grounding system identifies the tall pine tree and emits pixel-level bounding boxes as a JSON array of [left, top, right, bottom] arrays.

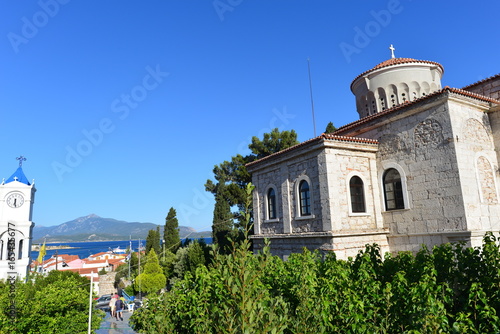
[[212, 187, 235, 253], [205, 128, 299, 248], [145, 228, 161, 255], [325, 121, 337, 133], [164, 207, 180, 253]]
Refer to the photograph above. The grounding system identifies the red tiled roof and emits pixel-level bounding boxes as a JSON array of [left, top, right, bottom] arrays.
[[59, 254, 79, 262], [334, 86, 500, 136], [83, 259, 108, 265], [90, 252, 109, 257], [246, 133, 378, 168], [350, 57, 444, 90], [462, 73, 500, 90], [59, 267, 100, 276]]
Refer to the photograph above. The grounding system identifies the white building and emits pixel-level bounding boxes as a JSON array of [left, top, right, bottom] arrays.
[[247, 50, 500, 260], [0, 158, 36, 280]]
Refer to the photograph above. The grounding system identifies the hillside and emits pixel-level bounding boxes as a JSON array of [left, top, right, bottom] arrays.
[[33, 214, 211, 242]]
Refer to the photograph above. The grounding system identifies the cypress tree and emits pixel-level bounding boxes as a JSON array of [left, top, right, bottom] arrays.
[[212, 188, 234, 253], [164, 207, 180, 253]]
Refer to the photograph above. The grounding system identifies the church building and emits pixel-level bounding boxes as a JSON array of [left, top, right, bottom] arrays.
[[0, 157, 36, 280], [247, 48, 500, 259]]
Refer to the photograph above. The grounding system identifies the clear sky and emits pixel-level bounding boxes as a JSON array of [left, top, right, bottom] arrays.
[[1, 0, 498, 231]]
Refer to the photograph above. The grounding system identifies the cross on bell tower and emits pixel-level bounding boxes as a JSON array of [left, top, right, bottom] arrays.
[[16, 156, 26, 167], [389, 44, 396, 59]]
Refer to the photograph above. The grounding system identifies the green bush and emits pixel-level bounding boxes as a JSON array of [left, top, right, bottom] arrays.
[[0, 271, 103, 334], [131, 233, 500, 333]]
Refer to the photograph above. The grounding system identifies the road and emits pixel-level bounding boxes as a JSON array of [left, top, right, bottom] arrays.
[[96, 308, 138, 334]]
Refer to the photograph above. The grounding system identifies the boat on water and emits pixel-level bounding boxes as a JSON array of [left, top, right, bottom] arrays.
[[111, 246, 127, 254]]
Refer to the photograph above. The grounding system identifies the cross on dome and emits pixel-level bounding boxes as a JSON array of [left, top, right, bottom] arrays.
[[16, 155, 26, 167], [389, 44, 396, 59]]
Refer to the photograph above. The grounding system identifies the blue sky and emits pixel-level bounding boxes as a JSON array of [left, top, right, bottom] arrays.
[[1, 1, 498, 231]]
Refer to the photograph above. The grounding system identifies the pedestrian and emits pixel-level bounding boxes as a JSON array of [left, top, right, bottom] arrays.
[[109, 293, 117, 318], [115, 297, 124, 321]]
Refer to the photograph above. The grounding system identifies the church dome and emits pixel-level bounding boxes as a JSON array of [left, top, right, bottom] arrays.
[[351, 50, 444, 119]]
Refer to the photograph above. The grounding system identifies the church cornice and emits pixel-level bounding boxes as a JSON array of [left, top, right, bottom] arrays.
[[350, 57, 445, 91], [245, 134, 378, 170], [334, 87, 500, 137]]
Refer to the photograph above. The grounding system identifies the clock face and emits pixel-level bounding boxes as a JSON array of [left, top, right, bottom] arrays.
[[6, 193, 24, 208]]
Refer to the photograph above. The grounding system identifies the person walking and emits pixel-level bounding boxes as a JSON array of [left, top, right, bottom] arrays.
[[109, 293, 117, 318], [115, 297, 124, 321]]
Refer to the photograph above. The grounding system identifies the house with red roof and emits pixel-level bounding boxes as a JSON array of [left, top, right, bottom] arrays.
[[247, 47, 500, 259]]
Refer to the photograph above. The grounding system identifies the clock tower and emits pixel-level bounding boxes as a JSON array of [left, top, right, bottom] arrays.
[[0, 156, 36, 281]]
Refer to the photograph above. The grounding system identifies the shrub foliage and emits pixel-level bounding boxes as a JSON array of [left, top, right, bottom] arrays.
[[131, 232, 500, 333]]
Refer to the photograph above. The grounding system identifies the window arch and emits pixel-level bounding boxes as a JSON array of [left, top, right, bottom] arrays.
[[299, 180, 311, 216], [350, 176, 366, 213], [383, 168, 404, 210], [267, 187, 277, 219]]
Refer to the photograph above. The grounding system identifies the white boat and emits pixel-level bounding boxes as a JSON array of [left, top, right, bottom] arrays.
[[112, 246, 126, 254]]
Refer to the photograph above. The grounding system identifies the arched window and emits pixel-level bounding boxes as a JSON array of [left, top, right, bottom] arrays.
[[350, 176, 366, 213], [383, 168, 404, 210], [267, 188, 277, 219], [299, 180, 311, 216]]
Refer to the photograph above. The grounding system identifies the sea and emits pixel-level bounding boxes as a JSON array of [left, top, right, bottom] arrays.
[[31, 238, 213, 260]]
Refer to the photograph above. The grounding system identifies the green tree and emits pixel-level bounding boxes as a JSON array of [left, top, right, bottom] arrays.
[[205, 128, 299, 248], [211, 186, 235, 253], [0, 271, 103, 333], [248, 128, 299, 159], [145, 228, 160, 255], [186, 241, 207, 274], [325, 121, 337, 133], [134, 249, 167, 295], [164, 207, 180, 253]]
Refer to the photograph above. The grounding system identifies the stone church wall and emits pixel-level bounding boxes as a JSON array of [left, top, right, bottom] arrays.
[[250, 140, 389, 259], [322, 146, 382, 232], [251, 144, 323, 237], [359, 96, 468, 253], [449, 99, 500, 244], [287, 153, 323, 233]]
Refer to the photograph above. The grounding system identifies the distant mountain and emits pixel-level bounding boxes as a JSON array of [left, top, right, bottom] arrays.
[[33, 214, 210, 243]]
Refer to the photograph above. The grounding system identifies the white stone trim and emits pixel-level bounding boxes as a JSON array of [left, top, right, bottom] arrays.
[[474, 153, 499, 204], [295, 215, 316, 221], [380, 161, 410, 211], [253, 187, 261, 235]]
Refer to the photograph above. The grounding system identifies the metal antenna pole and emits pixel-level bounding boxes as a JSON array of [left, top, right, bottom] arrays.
[[88, 271, 93, 334], [307, 58, 317, 137]]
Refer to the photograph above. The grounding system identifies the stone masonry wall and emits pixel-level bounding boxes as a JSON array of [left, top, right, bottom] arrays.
[[252, 231, 389, 261], [359, 96, 467, 252], [464, 75, 500, 101], [98, 272, 117, 297], [448, 99, 500, 238], [251, 145, 322, 237], [322, 146, 382, 232]]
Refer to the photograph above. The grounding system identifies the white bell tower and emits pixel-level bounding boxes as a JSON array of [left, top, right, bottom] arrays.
[[0, 156, 36, 281]]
